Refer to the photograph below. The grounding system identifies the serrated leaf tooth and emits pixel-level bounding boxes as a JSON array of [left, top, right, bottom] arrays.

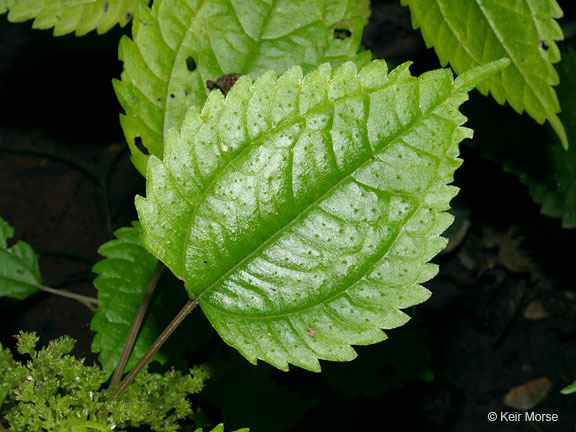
[[270, 66, 303, 127], [359, 59, 389, 92], [388, 61, 413, 82], [299, 63, 332, 114], [328, 61, 360, 99], [247, 72, 277, 138]]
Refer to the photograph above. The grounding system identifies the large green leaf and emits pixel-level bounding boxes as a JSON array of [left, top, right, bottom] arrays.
[[0, 0, 148, 36], [114, 0, 371, 175], [0, 216, 41, 300], [137, 59, 509, 371], [401, 0, 567, 149], [91, 222, 214, 374]]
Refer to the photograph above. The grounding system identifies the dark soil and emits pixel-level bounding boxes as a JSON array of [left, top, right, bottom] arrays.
[[0, 1, 575, 431]]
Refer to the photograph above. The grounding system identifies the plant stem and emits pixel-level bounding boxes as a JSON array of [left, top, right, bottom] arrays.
[[110, 261, 163, 387], [38, 285, 99, 308], [111, 297, 199, 400]]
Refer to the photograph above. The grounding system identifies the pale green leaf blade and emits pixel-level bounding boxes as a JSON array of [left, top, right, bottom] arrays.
[[2, 0, 148, 36], [0, 216, 41, 300], [401, 0, 567, 148], [114, 0, 371, 175], [137, 59, 508, 371]]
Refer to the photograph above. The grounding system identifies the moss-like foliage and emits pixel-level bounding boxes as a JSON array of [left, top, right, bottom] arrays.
[[0, 332, 211, 432]]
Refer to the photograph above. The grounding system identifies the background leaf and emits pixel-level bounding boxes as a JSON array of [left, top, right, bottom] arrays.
[[0, 0, 149, 36], [465, 50, 576, 228], [91, 221, 213, 374], [114, 0, 371, 175], [0, 216, 41, 300], [401, 0, 567, 148], [137, 59, 508, 371]]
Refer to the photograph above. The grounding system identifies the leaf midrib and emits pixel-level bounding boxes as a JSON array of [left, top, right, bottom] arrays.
[[474, 0, 555, 114], [184, 77, 460, 315]]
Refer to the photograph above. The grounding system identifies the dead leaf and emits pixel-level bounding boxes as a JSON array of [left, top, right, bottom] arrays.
[[503, 377, 552, 410], [523, 300, 550, 320]]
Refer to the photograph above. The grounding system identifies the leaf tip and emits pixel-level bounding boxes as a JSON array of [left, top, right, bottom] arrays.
[[549, 114, 569, 150], [454, 58, 511, 92]]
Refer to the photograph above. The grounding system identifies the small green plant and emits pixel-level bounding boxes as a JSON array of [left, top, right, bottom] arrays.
[[0, 332, 210, 432], [562, 380, 576, 395], [0, 0, 573, 430]]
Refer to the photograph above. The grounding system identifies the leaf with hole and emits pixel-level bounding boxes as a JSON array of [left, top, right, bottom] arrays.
[[0, 0, 149, 36], [0, 216, 41, 300], [114, 0, 372, 175], [137, 58, 509, 371], [402, 0, 567, 148]]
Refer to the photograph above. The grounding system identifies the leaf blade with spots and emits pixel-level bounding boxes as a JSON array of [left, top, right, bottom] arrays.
[[0, 216, 41, 300], [1, 0, 149, 36], [137, 59, 509, 371], [401, 0, 567, 148], [114, 0, 372, 175]]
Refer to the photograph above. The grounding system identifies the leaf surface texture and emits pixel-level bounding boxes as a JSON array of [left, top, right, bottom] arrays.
[[0, 0, 148, 36], [114, 0, 371, 174], [137, 59, 508, 371], [402, 0, 567, 148], [0, 216, 41, 300]]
